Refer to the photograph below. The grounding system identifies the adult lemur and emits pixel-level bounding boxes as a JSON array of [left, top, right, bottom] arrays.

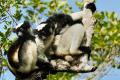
[[7, 21, 38, 78], [7, 2, 96, 78], [53, 2, 96, 61], [36, 2, 96, 71], [7, 21, 53, 78], [37, 2, 96, 60]]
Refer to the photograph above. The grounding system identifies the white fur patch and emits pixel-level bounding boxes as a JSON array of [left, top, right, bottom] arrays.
[[37, 23, 47, 31], [13, 47, 19, 63], [18, 32, 23, 36]]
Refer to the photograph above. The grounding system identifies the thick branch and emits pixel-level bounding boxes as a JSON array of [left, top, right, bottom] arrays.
[[86, 47, 119, 80]]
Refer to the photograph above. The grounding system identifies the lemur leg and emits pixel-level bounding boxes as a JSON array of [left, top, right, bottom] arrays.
[[56, 24, 85, 56]]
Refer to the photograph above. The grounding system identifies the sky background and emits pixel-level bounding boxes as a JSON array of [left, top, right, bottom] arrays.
[[0, 0, 120, 80]]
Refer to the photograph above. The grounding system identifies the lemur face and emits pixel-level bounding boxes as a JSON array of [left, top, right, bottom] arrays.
[[15, 21, 32, 37], [84, 2, 96, 13]]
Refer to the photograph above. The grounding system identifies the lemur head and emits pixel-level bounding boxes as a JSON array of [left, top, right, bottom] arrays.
[[84, 2, 96, 13], [14, 21, 34, 37]]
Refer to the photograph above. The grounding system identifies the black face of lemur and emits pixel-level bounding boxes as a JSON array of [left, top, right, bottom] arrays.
[[85, 3, 96, 13], [16, 21, 32, 37]]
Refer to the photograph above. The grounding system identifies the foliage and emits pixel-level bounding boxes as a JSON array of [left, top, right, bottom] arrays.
[[47, 72, 76, 80], [85, 11, 120, 80], [0, 0, 120, 80]]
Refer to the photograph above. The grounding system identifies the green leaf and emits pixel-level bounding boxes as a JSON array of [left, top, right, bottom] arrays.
[[39, 7, 46, 13], [2, 58, 7, 66], [75, 1, 84, 9], [14, 9, 22, 21], [94, 12, 105, 20], [0, 31, 5, 38], [58, 1, 67, 9], [5, 27, 12, 37]]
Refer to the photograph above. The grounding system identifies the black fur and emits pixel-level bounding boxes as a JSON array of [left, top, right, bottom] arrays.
[[8, 21, 35, 68], [16, 21, 31, 36], [38, 13, 82, 40], [85, 3, 96, 13], [79, 46, 91, 60], [46, 13, 74, 35], [7, 29, 35, 69], [38, 3, 96, 39], [38, 13, 91, 56]]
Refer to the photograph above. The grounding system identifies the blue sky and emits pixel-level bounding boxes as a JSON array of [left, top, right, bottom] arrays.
[[1, 0, 120, 80]]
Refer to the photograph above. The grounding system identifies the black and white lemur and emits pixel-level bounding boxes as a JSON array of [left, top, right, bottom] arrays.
[[36, 2, 96, 60], [36, 2, 96, 71], [7, 2, 96, 78], [7, 21, 53, 79]]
